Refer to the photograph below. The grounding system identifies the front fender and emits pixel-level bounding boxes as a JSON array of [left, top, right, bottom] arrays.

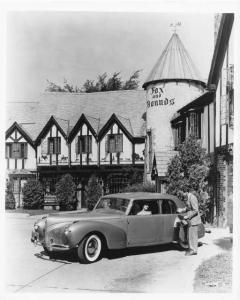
[[67, 220, 127, 249]]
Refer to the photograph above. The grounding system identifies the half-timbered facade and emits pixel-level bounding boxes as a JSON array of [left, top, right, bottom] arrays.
[[143, 13, 234, 225], [208, 13, 234, 226], [5, 122, 37, 207], [6, 13, 234, 226], [6, 91, 146, 207]]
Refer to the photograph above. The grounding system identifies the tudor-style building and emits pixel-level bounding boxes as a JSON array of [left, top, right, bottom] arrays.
[[142, 13, 234, 226], [6, 13, 234, 227], [151, 13, 234, 225], [209, 13, 234, 226], [6, 91, 146, 207], [5, 122, 37, 207]]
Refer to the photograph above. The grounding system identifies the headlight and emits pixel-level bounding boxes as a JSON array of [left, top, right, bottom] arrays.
[[64, 225, 72, 235]]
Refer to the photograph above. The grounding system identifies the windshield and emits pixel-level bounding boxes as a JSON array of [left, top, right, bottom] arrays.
[[95, 198, 130, 213]]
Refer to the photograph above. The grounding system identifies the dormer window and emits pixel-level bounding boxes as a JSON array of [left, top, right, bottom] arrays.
[[48, 137, 61, 154], [6, 143, 28, 159], [106, 134, 123, 153], [76, 135, 92, 154]]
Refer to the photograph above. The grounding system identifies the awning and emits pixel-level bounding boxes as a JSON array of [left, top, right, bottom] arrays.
[[151, 150, 178, 179]]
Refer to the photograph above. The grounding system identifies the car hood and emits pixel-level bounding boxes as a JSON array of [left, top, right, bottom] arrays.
[[45, 210, 125, 227]]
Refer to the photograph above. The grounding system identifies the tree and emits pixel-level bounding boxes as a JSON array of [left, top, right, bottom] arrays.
[[45, 79, 66, 92], [83, 79, 99, 93], [5, 181, 16, 209], [22, 179, 44, 209], [63, 78, 81, 93], [55, 174, 77, 211], [123, 70, 141, 90], [166, 136, 211, 218], [84, 175, 102, 211], [45, 70, 141, 93], [45, 79, 81, 93], [96, 72, 108, 91], [106, 72, 122, 91]]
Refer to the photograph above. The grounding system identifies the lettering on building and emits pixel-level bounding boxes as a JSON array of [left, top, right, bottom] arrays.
[[147, 87, 175, 108]]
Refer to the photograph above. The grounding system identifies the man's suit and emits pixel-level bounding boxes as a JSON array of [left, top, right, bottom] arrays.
[[184, 192, 201, 253]]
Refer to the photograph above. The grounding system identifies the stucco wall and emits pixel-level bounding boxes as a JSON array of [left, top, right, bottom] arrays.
[[146, 82, 205, 152]]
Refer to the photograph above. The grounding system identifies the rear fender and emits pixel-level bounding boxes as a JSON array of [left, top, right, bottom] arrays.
[[67, 221, 127, 249]]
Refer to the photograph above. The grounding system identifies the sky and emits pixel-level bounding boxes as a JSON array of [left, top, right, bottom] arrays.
[[7, 11, 215, 100]]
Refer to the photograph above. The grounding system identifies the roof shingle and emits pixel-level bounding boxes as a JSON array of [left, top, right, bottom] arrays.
[[6, 90, 146, 141]]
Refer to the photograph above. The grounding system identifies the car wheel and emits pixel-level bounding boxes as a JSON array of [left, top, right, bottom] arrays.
[[178, 226, 189, 249], [77, 234, 102, 264]]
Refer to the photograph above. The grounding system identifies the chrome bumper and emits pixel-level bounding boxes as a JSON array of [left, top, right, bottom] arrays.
[[46, 244, 70, 251]]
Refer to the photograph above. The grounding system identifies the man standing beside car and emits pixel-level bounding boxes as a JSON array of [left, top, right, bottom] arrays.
[[177, 187, 202, 256]]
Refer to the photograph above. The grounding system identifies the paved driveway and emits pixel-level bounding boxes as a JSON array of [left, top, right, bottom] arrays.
[[4, 213, 232, 293]]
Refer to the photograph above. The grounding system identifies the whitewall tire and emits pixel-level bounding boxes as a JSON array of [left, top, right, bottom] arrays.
[[78, 234, 102, 264]]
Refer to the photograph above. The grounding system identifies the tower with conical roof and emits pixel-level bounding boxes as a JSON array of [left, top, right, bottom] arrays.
[[143, 32, 206, 186]]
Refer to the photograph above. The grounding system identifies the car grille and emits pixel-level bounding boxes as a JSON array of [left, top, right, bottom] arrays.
[[45, 226, 68, 246]]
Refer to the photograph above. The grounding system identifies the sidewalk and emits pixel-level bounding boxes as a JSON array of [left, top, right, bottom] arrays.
[[189, 227, 232, 292], [147, 227, 232, 293]]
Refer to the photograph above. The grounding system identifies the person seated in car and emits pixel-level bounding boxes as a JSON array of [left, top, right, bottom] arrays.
[[103, 199, 111, 209], [137, 204, 152, 215]]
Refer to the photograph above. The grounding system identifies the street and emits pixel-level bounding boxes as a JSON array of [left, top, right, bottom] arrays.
[[5, 213, 232, 293]]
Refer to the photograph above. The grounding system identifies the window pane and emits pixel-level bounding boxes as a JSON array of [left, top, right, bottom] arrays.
[[161, 200, 172, 214], [87, 136, 92, 153], [168, 200, 177, 214], [12, 143, 22, 158], [79, 135, 92, 153], [48, 139, 54, 154], [57, 137, 61, 154], [109, 136, 115, 153], [116, 134, 123, 152]]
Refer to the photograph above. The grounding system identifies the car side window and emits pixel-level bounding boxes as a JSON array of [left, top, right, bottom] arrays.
[[129, 201, 141, 215], [161, 199, 177, 214], [129, 200, 159, 215], [168, 200, 177, 214]]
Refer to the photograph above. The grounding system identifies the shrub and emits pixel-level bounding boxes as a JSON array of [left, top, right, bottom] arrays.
[[85, 175, 102, 211], [166, 136, 211, 219], [55, 174, 77, 211], [22, 179, 44, 209], [5, 181, 16, 209], [123, 181, 155, 193]]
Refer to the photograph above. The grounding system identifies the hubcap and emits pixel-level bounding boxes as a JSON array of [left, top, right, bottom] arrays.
[[87, 239, 98, 257], [85, 235, 101, 262]]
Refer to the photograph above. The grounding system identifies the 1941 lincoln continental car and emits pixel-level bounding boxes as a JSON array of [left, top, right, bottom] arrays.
[[31, 193, 205, 263]]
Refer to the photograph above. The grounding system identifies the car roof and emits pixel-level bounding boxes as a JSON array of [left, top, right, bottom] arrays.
[[101, 192, 183, 206]]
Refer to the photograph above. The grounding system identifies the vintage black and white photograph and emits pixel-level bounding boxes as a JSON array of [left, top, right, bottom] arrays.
[[2, 1, 239, 296]]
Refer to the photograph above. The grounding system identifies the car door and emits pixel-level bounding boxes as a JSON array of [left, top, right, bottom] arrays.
[[126, 200, 158, 246], [155, 199, 178, 243]]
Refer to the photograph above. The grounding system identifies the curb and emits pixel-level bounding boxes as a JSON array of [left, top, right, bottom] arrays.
[[6, 209, 88, 219], [5, 213, 30, 218]]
